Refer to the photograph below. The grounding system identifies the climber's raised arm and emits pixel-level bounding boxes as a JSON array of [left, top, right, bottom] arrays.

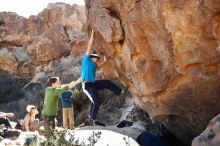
[[86, 30, 94, 56]]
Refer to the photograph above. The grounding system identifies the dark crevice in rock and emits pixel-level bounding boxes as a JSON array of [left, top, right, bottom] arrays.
[[161, 124, 186, 146], [0, 41, 23, 48], [0, 20, 5, 26], [105, 7, 125, 45], [106, 7, 121, 20], [119, 39, 124, 46], [63, 50, 71, 57], [119, 23, 125, 45], [63, 25, 71, 43], [128, 8, 135, 13]]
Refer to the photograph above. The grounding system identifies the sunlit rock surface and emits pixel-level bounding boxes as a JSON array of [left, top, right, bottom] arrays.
[[85, 0, 220, 144]]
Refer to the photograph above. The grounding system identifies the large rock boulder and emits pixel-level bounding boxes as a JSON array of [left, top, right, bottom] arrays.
[[26, 24, 70, 64], [85, 0, 220, 144]]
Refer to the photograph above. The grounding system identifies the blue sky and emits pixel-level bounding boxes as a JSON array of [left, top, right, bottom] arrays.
[[0, 0, 85, 18]]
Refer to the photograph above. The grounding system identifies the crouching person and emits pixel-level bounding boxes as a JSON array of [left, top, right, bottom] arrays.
[[42, 77, 78, 136], [23, 105, 43, 132], [60, 90, 75, 129]]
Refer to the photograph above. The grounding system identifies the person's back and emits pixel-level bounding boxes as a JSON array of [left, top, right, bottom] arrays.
[[60, 90, 73, 108], [60, 90, 75, 129], [81, 53, 97, 83], [42, 87, 67, 116]]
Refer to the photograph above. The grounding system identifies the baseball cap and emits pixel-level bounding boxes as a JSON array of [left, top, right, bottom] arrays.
[[90, 50, 100, 59]]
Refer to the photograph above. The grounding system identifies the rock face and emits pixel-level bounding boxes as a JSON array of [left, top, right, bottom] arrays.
[[85, 0, 220, 144], [192, 113, 220, 146], [0, 47, 33, 78], [0, 3, 86, 79]]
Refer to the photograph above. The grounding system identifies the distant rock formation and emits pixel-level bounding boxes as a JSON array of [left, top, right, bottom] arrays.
[[0, 3, 87, 79]]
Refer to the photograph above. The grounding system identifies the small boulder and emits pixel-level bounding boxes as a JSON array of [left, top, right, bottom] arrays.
[[192, 113, 220, 146]]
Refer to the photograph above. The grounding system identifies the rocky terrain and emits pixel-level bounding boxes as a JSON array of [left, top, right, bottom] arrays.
[[0, 1, 220, 146]]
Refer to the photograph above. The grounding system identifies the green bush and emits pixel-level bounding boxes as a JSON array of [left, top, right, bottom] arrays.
[[72, 88, 90, 112], [0, 71, 28, 103], [28, 130, 102, 146]]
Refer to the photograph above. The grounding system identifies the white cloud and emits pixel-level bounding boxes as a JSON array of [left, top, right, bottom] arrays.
[[0, 0, 85, 18]]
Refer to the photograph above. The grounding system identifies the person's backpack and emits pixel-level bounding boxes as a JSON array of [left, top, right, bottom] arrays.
[[136, 131, 166, 146]]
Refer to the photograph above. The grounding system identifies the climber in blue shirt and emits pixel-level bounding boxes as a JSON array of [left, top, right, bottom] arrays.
[[74, 30, 123, 126]]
